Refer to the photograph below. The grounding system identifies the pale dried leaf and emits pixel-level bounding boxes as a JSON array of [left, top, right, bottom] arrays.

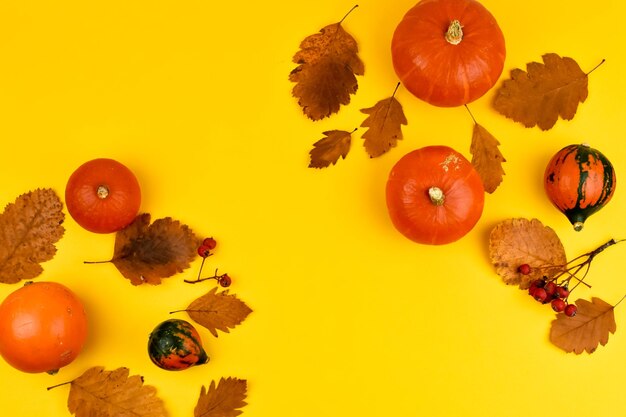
[[360, 95, 407, 158], [470, 123, 506, 193], [309, 130, 353, 168], [187, 287, 253, 337], [194, 377, 247, 417]]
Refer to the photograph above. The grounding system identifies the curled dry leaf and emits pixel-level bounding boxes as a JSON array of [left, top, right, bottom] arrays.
[[489, 218, 566, 289], [183, 287, 253, 337], [492, 53, 589, 130], [309, 129, 354, 168], [469, 123, 506, 193], [194, 377, 248, 417], [96, 213, 200, 285], [0, 188, 65, 284], [360, 87, 407, 158], [550, 297, 616, 354], [65, 366, 167, 417], [289, 7, 364, 121]]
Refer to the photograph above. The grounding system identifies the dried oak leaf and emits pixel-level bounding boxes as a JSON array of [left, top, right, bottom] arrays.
[[309, 129, 354, 168], [289, 17, 364, 121], [360, 92, 407, 158], [67, 366, 167, 417], [489, 218, 566, 289], [550, 297, 616, 354], [470, 123, 506, 193], [0, 188, 64, 284], [493, 53, 588, 130], [194, 377, 247, 417], [110, 213, 199, 285], [185, 287, 253, 337]]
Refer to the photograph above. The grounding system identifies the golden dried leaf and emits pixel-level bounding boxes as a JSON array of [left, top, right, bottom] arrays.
[[0, 188, 65, 284], [67, 366, 167, 417], [489, 218, 566, 289], [194, 377, 247, 417], [289, 18, 364, 121], [360, 93, 407, 158], [550, 297, 616, 354], [493, 53, 588, 130], [309, 129, 353, 168], [110, 213, 200, 285], [186, 287, 253, 337], [469, 123, 506, 193]]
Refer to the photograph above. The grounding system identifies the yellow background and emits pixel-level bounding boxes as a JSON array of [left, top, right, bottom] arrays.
[[1, 0, 625, 416]]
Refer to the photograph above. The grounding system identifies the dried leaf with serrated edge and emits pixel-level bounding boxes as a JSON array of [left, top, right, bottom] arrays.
[[106, 213, 200, 285], [67, 366, 167, 417], [309, 129, 354, 168], [360, 88, 407, 158], [550, 297, 616, 354], [470, 123, 506, 193], [185, 287, 253, 337], [489, 218, 566, 289], [194, 377, 247, 417], [493, 53, 588, 130], [289, 7, 364, 121], [0, 188, 64, 284]]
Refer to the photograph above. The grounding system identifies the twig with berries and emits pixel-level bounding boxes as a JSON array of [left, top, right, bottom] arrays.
[[184, 237, 232, 287]]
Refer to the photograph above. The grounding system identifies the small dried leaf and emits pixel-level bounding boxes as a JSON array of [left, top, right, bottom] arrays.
[[309, 130, 353, 168], [360, 94, 407, 158], [111, 213, 200, 285], [550, 297, 616, 354], [290, 21, 364, 120], [194, 377, 248, 417], [493, 53, 588, 130], [186, 287, 253, 337], [0, 188, 65, 284], [68, 366, 167, 417], [470, 123, 506, 193], [489, 218, 566, 289]]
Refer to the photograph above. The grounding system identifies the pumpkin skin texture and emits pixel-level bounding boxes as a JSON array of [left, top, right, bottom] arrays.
[[386, 145, 485, 245], [544, 144, 616, 231], [148, 319, 209, 371], [65, 158, 141, 234], [0, 281, 88, 374], [391, 0, 506, 107]]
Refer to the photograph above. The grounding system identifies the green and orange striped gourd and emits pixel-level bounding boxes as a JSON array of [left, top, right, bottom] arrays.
[[148, 319, 208, 371], [544, 143, 616, 231]]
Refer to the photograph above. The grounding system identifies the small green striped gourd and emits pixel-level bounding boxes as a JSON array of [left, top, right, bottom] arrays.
[[148, 319, 208, 371], [544, 143, 616, 231]]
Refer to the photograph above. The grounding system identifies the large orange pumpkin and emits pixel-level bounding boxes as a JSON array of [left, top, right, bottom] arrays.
[[391, 0, 506, 107]]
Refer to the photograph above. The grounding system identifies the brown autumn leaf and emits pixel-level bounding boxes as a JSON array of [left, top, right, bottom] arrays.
[[66, 366, 167, 417], [194, 377, 248, 417], [489, 218, 566, 289], [360, 90, 407, 158], [184, 287, 253, 337], [469, 123, 506, 193], [289, 8, 364, 121], [0, 188, 65, 284], [103, 213, 199, 285], [550, 297, 617, 354], [493, 53, 588, 130], [309, 129, 354, 168]]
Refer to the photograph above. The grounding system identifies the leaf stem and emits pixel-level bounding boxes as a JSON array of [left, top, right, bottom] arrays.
[[391, 82, 401, 99], [464, 104, 477, 125], [614, 294, 626, 308], [586, 58, 606, 76], [46, 380, 72, 391], [339, 4, 359, 24], [83, 260, 112, 264]]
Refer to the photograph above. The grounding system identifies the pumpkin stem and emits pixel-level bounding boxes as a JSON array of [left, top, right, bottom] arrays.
[[96, 185, 109, 199], [428, 186, 445, 206], [445, 20, 463, 45], [573, 221, 585, 232]]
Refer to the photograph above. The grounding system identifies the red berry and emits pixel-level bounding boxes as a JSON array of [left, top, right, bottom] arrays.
[[544, 281, 557, 297], [197, 245, 211, 258], [203, 237, 217, 250], [556, 286, 570, 299], [533, 288, 548, 303], [518, 264, 531, 275], [218, 274, 231, 288], [551, 298, 566, 312], [564, 304, 578, 317]]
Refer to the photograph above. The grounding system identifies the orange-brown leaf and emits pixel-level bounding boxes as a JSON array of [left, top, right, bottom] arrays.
[[493, 53, 588, 130], [309, 129, 353, 168], [0, 188, 65, 284], [111, 213, 200, 285], [360, 95, 407, 158], [290, 22, 364, 121], [550, 297, 616, 354], [194, 377, 247, 417], [470, 123, 506, 193], [67, 366, 167, 417], [186, 287, 253, 337], [489, 218, 566, 289]]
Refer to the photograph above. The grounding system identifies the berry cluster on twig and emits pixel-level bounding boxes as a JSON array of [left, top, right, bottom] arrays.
[[184, 237, 231, 287]]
